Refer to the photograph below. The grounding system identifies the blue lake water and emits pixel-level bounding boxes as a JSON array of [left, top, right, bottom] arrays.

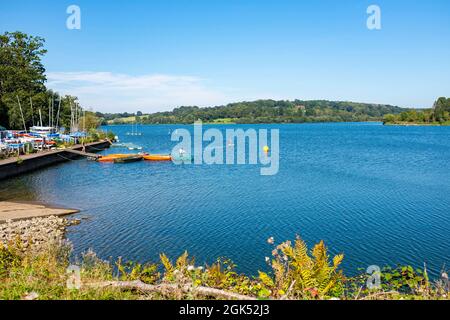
[[1, 122, 449, 276]]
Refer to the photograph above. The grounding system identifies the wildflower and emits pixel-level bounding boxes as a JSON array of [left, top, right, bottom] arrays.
[[277, 240, 291, 250], [265, 257, 270, 263], [267, 237, 275, 244], [23, 292, 39, 300], [305, 287, 319, 298], [187, 266, 195, 272]]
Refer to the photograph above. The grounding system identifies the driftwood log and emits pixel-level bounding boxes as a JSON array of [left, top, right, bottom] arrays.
[[85, 280, 257, 300], [359, 290, 399, 300]]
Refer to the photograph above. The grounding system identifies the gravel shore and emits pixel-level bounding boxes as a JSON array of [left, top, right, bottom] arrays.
[[0, 216, 78, 250]]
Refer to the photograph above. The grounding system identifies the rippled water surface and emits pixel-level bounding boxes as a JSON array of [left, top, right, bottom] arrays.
[[1, 123, 449, 276]]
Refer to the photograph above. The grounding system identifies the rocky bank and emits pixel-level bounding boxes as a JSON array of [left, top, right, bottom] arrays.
[[0, 216, 78, 250]]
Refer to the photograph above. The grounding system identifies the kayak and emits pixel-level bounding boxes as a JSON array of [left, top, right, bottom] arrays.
[[98, 154, 134, 162], [114, 155, 143, 163], [143, 154, 172, 161]]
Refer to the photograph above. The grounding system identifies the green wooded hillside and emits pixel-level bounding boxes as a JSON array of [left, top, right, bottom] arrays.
[[384, 97, 450, 125], [103, 100, 406, 125]]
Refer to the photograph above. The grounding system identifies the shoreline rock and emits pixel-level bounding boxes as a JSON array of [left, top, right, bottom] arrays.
[[0, 215, 74, 250]]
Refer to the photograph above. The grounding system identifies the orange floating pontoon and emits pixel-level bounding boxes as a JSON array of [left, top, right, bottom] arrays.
[[143, 154, 172, 161], [98, 154, 135, 162]]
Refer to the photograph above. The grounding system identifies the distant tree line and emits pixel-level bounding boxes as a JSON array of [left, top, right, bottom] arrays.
[[0, 31, 97, 131], [100, 100, 406, 125], [383, 97, 450, 125]]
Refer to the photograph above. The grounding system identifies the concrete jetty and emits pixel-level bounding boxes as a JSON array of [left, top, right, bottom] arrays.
[[0, 140, 111, 180], [64, 148, 101, 159], [0, 201, 79, 223]]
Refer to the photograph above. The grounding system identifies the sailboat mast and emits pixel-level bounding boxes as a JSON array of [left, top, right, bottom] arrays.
[[56, 96, 61, 130], [75, 103, 78, 132], [29, 97, 35, 127], [79, 104, 82, 131], [51, 95, 54, 128], [16, 95, 27, 132], [70, 103, 74, 133], [48, 98, 51, 127], [77, 103, 80, 132], [39, 109, 43, 127]]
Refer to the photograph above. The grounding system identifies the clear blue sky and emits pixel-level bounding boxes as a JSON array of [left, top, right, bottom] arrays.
[[1, 0, 449, 112]]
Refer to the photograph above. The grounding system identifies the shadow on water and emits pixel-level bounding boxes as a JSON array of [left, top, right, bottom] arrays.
[[0, 179, 39, 202]]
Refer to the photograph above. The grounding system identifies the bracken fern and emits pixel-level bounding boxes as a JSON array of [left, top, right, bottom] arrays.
[[259, 236, 345, 299]]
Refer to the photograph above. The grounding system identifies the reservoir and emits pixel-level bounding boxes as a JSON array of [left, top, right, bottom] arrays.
[[1, 122, 449, 277]]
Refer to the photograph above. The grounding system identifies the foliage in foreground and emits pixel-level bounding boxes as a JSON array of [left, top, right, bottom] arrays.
[[0, 237, 448, 300]]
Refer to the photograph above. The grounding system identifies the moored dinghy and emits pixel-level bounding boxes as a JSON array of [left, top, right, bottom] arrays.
[[98, 154, 140, 163], [113, 155, 143, 163], [143, 154, 172, 161], [127, 143, 143, 151]]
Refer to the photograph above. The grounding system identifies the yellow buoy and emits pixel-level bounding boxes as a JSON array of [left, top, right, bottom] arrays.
[[263, 146, 270, 153]]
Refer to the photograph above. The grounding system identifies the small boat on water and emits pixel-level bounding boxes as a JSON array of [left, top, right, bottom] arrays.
[[125, 143, 143, 151], [128, 146, 143, 151], [143, 154, 172, 161], [98, 154, 133, 163], [113, 155, 143, 163], [110, 142, 142, 150], [111, 143, 127, 148]]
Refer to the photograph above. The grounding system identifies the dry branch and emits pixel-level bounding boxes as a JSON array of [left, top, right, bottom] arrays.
[[359, 290, 399, 300], [85, 280, 257, 300]]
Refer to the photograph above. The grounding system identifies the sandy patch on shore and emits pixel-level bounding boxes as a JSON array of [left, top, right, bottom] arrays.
[[0, 201, 79, 223]]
